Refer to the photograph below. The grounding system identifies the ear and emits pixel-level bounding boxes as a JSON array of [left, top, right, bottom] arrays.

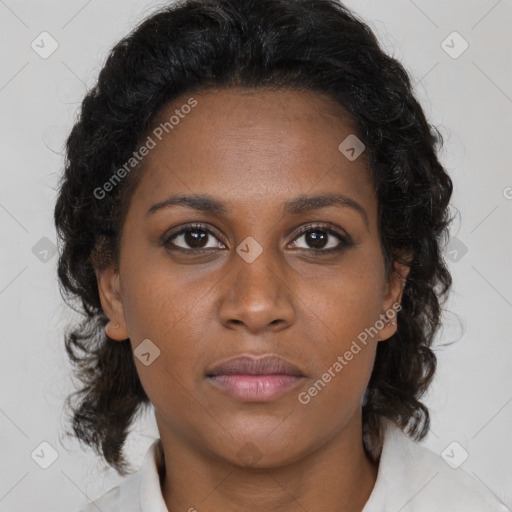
[[378, 252, 412, 342], [96, 267, 130, 341]]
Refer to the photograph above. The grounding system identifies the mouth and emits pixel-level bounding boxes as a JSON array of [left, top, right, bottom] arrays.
[[205, 354, 306, 402]]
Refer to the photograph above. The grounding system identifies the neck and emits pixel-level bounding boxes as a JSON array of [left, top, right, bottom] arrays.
[[157, 414, 379, 512]]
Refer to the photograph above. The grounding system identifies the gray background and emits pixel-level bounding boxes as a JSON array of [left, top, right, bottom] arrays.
[[0, 0, 511, 510]]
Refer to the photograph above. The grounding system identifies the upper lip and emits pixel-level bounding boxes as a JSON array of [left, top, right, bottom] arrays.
[[206, 354, 305, 377]]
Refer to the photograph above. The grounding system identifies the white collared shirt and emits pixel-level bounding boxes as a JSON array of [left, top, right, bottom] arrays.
[[77, 422, 509, 511]]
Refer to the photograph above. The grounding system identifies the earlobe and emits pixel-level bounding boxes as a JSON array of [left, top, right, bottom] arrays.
[[378, 256, 411, 342], [96, 267, 129, 341]]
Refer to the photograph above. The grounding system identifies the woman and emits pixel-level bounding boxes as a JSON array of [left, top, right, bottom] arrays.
[[54, 0, 507, 510]]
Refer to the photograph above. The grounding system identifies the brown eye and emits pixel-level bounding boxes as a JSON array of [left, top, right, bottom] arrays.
[[289, 224, 351, 252], [181, 229, 209, 248], [164, 224, 226, 251], [301, 230, 329, 249]]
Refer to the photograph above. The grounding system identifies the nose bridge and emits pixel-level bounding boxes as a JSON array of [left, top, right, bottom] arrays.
[[236, 242, 280, 298], [218, 238, 295, 333]]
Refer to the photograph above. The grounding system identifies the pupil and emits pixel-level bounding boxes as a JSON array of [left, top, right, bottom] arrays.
[[185, 230, 207, 247], [307, 230, 326, 248], [182, 229, 328, 249]]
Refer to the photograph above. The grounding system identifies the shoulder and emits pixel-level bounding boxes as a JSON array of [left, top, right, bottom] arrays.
[[75, 472, 141, 512], [75, 439, 167, 512], [363, 422, 510, 512]]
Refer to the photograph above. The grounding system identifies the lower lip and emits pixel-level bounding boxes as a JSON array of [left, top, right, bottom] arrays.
[[206, 374, 304, 401]]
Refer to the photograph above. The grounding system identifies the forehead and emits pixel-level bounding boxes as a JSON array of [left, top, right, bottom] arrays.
[[129, 87, 376, 221]]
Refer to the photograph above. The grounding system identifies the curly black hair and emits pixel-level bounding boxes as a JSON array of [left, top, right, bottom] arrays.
[[54, 0, 454, 475]]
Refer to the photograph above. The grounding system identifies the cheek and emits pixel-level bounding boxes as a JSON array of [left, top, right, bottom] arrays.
[[292, 254, 384, 400], [297, 255, 385, 349], [120, 256, 198, 341], [119, 258, 212, 389], [122, 266, 203, 422], [295, 279, 381, 422]]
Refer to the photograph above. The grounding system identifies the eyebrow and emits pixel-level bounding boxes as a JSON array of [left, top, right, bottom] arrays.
[[146, 192, 368, 227]]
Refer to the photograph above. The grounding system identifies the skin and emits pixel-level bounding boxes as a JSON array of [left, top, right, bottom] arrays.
[[96, 87, 410, 512]]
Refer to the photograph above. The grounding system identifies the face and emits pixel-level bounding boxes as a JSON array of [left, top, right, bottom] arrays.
[[97, 87, 408, 468]]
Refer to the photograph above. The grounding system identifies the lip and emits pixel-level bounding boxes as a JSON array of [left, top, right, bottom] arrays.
[[206, 354, 305, 377], [205, 354, 305, 402]]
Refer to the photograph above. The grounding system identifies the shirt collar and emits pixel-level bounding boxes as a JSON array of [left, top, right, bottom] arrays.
[[138, 438, 169, 512]]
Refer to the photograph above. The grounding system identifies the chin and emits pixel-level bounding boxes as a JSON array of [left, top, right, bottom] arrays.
[[211, 424, 320, 469]]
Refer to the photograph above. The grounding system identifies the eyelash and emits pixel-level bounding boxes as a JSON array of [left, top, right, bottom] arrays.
[[162, 222, 351, 254]]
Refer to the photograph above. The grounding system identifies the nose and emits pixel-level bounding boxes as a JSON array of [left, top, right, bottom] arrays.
[[218, 246, 296, 334]]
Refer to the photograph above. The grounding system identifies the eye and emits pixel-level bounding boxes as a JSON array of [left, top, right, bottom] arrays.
[[163, 222, 351, 254], [288, 223, 351, 253], [163, 223, 226, 251]]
